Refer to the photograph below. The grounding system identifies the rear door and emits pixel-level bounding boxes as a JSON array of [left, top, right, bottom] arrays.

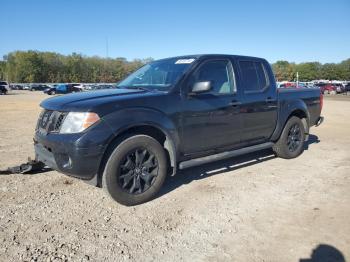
[[237, 60, 278, 144]]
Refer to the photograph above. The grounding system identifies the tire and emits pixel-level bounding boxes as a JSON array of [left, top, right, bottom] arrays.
[[51, 91, 55, 95], [273, 116, 306, 159], [102, 135, 168, 206]]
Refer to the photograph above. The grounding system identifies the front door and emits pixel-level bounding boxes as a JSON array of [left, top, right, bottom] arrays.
[[180, 59, 242, 155]]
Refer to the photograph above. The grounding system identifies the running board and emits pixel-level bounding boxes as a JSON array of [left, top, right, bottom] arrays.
[[178, 142, 274, 169]]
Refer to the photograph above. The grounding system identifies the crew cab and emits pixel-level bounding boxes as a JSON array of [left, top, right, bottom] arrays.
[[34, 55, 324, 205]]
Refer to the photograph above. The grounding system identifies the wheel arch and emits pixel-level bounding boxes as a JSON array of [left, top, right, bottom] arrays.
[[271, 100, 310, 142], [97, 123, 178, 187], [287, 109, 309, 140]]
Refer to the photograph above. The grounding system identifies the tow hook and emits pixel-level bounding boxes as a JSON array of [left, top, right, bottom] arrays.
[[0, 158, 47, 175]]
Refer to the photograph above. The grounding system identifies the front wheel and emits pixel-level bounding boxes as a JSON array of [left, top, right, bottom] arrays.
[[273, 116, 306, 159], [102, 135, 168, 206]]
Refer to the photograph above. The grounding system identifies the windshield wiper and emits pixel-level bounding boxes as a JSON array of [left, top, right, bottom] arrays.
[[118, 86, 150, 91]]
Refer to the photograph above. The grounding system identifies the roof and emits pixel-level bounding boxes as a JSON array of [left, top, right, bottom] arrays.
[[155, 54, 268, 63]]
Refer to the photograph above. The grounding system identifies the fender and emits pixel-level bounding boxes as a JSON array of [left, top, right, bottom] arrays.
[[271, 99, 310, 141], [102, 107, 180, 174]]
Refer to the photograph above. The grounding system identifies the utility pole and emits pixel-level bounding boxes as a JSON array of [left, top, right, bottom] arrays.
[[104, 37, 109, 83], [296, 71, 299, 87]]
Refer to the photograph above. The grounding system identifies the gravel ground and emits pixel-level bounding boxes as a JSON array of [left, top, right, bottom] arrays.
[[0, 91, 349, 262]]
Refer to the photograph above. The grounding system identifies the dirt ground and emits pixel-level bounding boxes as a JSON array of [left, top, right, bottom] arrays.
[[0, 91, 349, 262]]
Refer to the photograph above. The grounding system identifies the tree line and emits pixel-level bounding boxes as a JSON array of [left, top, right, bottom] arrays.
[[272, 59, 350, 82], [0, 50, 349, 83], [0, 50, 152, 83]]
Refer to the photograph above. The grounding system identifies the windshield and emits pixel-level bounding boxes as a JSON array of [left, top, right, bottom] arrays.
[[117, 57, 195, 91]]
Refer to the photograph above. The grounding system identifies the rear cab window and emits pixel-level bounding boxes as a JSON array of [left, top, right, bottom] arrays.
[[238, 60, 270, 93]]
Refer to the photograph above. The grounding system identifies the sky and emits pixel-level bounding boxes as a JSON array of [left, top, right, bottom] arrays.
[[1, 0, 349, 63]]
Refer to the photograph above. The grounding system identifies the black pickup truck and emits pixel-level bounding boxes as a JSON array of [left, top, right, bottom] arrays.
[[34, 54, 324, 205]]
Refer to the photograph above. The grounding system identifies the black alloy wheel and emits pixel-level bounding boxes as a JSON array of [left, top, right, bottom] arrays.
[[102, 134, 168, 206], [118, 148, 158, 194], [272, 116, 306, 159], [287, 123, 302, 152]]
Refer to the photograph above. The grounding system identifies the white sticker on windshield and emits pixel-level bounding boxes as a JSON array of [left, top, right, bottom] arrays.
[[175, 59, 195, 64]]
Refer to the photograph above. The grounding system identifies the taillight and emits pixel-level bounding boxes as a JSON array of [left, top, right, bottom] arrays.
[[320, 93, 323, 112]]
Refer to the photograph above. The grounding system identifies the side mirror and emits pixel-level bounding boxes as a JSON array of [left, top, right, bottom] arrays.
[[191, 81, 212, 94]]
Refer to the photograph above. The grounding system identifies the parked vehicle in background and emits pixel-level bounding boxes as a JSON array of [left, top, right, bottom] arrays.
[[34, 54, 324, 206], [306, 84, 319, 88], [345, 83, 350, 94], [55, 83, 83, 94], [316, 83, 337, 94], [333, 83, 345, 94], [279, 83, 305, 89], [278, 82, 295, 88], [30, 84, 51, 91], [0, 86, 7, 94], [43, 85, 58, 95], [0, 81, 10, 94], [83, 85, 95, 91], [93, 84, 116, 90], [14, 84, 24, 90], [297, 82, 306, 88]]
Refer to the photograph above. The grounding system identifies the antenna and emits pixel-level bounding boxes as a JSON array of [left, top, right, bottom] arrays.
[[105, 37, 109, 58]]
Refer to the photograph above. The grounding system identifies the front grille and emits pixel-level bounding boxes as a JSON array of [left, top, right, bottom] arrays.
[[53, 112, 67, 132], [36, 110, 67, 133]]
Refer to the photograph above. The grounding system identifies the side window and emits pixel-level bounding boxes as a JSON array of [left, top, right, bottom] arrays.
[[239, 61, 270, 92], [192, 60, 235, 94]]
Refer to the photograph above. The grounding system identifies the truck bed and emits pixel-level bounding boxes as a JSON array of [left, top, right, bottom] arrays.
[[278, 87, 322, 128]]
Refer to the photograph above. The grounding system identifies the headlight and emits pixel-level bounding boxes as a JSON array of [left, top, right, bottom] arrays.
[[60, 112, 100, 134]]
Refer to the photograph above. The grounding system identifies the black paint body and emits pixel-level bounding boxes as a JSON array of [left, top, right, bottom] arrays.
[[34, 55, 322, 181]]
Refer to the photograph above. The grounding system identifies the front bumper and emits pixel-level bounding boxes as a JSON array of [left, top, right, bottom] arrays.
[[35, 143, 58, 170], [34, 121, 113, 180]]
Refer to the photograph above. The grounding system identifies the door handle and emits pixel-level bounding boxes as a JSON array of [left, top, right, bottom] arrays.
[[229, 101, 242, 107], [265, 97, 276, 103]]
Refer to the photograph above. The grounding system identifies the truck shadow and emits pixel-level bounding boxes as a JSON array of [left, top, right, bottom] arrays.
[[304, 134, 320, 150], [299, 244, 345, 262], [158, 134, 320, 199]]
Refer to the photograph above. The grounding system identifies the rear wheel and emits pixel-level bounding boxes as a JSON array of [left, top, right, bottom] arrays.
[[102, 135, 168, 206], [273, 116, 305, 159]]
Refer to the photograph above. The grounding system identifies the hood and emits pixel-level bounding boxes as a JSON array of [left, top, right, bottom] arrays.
[[40, 88, 146, 112]]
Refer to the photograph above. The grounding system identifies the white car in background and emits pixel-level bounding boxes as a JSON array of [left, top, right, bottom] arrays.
[[23, 84, 31, 90]]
